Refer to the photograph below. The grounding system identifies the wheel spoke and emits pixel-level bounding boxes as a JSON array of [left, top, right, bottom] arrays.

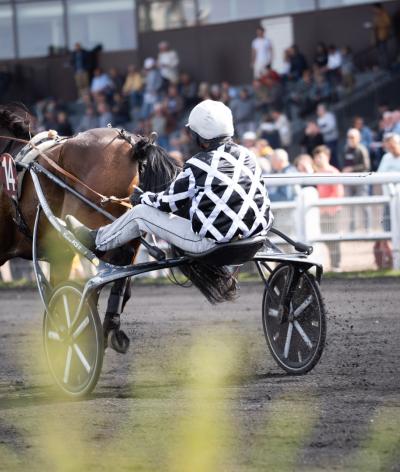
[[73, 343, 91, 373], [63, 346, 73, 384], [294, 320, 313, 349], [283, 322, 293, 359], [72, 317, 89, 340], [293, 295, 313, 318], [63, 295, 71, 328], [48, 331, 61, 341]]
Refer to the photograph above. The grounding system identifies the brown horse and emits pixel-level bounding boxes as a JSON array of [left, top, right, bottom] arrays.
[[0, 105, 237, 349], [0, 104, 181, 351]]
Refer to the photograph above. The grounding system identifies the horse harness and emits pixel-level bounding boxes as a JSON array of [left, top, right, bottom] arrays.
[[0, 129, 135, 240]]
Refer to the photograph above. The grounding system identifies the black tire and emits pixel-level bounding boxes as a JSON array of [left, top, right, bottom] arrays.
[[262, 264, 326, 375], [43, 282, 103, 397]]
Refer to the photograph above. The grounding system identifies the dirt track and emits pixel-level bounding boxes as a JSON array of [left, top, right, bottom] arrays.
[[0, 278, 399, 471]]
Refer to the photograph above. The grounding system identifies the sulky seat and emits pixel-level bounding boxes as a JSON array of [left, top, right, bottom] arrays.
[[183, 235, 266, 266]]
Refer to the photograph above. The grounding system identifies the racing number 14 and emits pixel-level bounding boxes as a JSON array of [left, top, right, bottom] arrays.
[[1, 156, 16, 192]]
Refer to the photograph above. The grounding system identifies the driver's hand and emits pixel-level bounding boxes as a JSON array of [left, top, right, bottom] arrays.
[[129, 186, 143, 206]]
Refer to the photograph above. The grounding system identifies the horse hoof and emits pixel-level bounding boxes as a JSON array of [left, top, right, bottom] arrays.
[[107, 329, 130, 354]]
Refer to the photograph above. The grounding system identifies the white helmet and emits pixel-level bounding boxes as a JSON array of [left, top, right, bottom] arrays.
[[186, 100, 234, 141]]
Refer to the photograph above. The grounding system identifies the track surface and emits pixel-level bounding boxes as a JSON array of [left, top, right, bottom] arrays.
[[0, 278, 399, 471]]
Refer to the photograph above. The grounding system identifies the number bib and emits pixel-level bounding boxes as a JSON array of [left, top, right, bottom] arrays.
[[0, 153, 18, 200]]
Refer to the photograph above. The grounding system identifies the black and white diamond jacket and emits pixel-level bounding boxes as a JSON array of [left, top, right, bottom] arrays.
[[140, 140, 273, 243]]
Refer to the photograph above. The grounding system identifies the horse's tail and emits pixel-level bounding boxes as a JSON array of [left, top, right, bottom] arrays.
[[171, 247, 238, 304], [134, 136, 181, 193]]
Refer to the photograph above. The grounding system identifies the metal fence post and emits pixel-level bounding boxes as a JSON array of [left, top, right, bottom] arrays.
[[389, 183, 400, 270], [294, 185, 305, 242]]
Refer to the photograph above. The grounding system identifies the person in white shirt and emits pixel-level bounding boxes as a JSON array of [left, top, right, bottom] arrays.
[[157, 41, 179, 91], [251, 26, 273, 79], [378, 133, 400, 173], [271, 109, 292, 149], [327, 44, 342, 87]]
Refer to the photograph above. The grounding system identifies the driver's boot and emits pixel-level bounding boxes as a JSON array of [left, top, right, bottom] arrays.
[[65, 215, 98, 251]]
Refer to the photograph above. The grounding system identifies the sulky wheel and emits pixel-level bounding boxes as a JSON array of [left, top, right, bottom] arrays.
[[262, 264, 326, 375], [43, 282, 103, 397]]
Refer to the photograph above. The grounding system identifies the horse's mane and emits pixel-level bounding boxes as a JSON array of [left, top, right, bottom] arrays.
[[133, 136, 181, 193], [0, 104, 33, 140], [133, 136, 237, 305]]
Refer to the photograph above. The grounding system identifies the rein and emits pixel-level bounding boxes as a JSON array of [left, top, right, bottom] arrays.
[[0, 134, 132, 209]]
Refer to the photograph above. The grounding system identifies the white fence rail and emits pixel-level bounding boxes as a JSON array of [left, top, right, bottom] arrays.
[[266, 172, 400, 270], [1, 173, 400, 281]]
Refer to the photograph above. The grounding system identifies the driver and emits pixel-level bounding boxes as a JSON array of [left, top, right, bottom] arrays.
[[66, 100, 273, 254]]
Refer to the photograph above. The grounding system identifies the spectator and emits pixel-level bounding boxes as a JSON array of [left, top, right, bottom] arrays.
[[253, 79, 270, 115], [157, 41, 180, 91], [122, 64, 144, 111], [316, 103, 340, 169], [41, 110, 57, 131], [313, 42, 328, 71], [111, 93, 130, 126], [378, 133, 400, 172], [341, 46, 355, 92], [353, 116, 374, 151], [326, 44, 342, 87], [288, 69, 314, 118], [71, 42, 90, 97], [178, 72, 198, 111], [231, 88, 257, 138], [163, 84, 184, 134], [258, 115, 281, 149], [97, 102, 113, 128], [77, 105, 98, 132], [261, 76, 284, 111], [310, 72, 332, 107], [251, 26, 273, 79], [55, 111, 73, 136], [342, 128, 371, 230], [198, 82, 210, 100], [241, 131, 258, 153], [90, 68, 114, 98], [376, 133, 400, 262], [288, 45, 308, 81], [295, 153, 315, 174], [372, 2, 392, 69], [108, 67, 124, 93], [268, 149, 298, 202], [255, 139, 273, 175], [150, 103, 168, 149], [141, 57, 162, 119], [300, 120, 324, 155], [270, 109, 291, 149], [312, 145, 344, 272]]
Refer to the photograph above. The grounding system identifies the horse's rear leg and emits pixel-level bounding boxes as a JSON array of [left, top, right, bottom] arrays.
[[104, 244, 137, 354]]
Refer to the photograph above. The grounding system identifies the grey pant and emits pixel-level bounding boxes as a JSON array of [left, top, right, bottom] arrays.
[[95, 204, 216, 254]]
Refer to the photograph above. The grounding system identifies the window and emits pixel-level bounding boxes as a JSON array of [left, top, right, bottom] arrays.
[[67, 0, 137, 51], [138, 0, 196, 31], [197, 0, 315, 24], [16, 1, 64, 58], [0, 4, 14, 59], [319, 0, 384, 7]]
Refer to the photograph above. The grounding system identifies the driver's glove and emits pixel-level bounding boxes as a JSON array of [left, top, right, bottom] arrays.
[[129, 187, 144, 206]]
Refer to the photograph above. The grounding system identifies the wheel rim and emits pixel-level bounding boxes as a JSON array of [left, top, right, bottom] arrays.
[[263, 266, 324, 371], [44, 285, 101, 395]]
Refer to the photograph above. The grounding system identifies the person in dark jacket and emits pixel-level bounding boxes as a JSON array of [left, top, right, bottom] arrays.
[[66, 100, 273, 254], [71, 43, 90, 97]]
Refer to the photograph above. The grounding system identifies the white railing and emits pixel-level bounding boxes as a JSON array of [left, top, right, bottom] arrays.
[[265, 173, 400, 269]]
